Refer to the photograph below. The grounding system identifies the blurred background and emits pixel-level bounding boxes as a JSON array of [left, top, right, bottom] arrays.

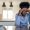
[[0, 0, 30, 21], [0, 25, 16, 30], [0, 0, 30, 30]]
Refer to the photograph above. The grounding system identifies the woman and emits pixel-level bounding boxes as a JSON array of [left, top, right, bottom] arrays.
[[15, 2, 30, 30]]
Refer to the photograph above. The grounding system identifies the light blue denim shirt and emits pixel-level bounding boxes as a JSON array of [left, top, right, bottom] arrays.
[[15, 13, 29, 27]]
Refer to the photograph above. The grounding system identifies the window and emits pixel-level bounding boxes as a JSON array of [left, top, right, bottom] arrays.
[[2, 10, 7, 20], [2, 9, 15, 21]]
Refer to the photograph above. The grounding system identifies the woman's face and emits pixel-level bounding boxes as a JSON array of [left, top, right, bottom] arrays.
[[21, 8, 28, 16]]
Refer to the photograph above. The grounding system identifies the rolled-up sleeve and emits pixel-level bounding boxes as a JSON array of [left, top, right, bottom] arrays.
[[27, 13, 30, 24], [26, 13, 30, 25], [15, 15, 20, 26]]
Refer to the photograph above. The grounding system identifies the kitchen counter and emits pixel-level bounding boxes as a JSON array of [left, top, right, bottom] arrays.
[[0, 21, 15, 26]]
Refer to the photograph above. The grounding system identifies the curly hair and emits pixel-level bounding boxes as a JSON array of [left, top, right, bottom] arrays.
[[19, 2, 29, 9]]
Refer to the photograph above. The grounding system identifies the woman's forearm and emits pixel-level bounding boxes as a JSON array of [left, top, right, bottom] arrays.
[[26, 10, 30, 13]]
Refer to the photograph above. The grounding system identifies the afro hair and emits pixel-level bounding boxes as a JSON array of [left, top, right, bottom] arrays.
[[19, 2, 29, 9]]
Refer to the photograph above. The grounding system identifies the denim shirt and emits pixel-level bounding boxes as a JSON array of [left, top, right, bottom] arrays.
[[15, 13, 29, 27], [28, 13, 30, 24]]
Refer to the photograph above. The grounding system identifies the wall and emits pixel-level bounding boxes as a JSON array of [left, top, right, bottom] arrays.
[[0, 0, 30, 21]]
